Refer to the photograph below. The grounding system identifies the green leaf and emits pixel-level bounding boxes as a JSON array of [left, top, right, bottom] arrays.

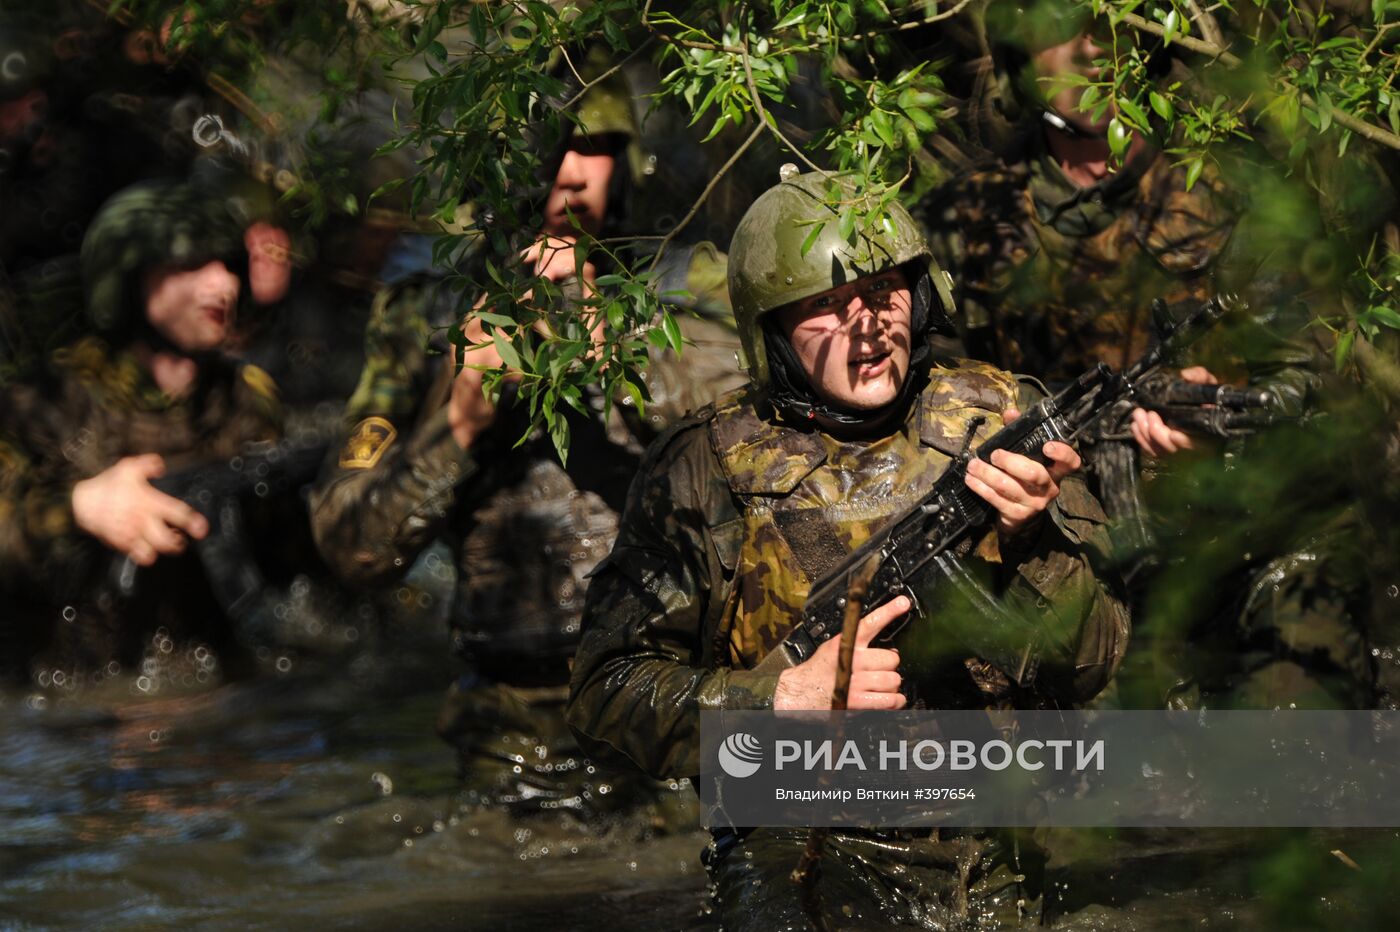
[[1163, 9, 1179, 45], [606, 303, 625, 330], [774, 3, 809, 31], [869, 109, 898, 148], [906, 108, 936, 132], [622, 378, 647, 414], [1318, 91, 1334, 133], [1150, 91, 1174, 121], [1107, 118, 1130, 158], [1334, 329, 1356, 372], [646, 328, 670, 350], [1372, 306, 1400, 329], [1185, 157, 1204, 191], [800, 221, 825, 257], [491, 330, 522, 370], [662, 311, 684, 354], [474, 311, 516, 328], [1118, 97, 1151, 132], [1078, 83, 1101, 114], [594, 273, 626, 286], [838, 209, 856, 243]]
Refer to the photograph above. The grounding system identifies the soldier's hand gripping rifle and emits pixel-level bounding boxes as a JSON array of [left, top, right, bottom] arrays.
[[753, 295, 1246, 678], [108, 435, 331, 621], [1124, 374, 1277, 439]]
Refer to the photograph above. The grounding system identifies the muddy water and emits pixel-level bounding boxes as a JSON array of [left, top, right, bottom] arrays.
[[1, 580, 1397, 930]]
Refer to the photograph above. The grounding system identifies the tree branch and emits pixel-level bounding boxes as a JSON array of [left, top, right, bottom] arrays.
[[858, 0, 977, 39], [1117, 10, 1400, 152], [739, 38, 831, 177], [646, 120, 765, 274], [1181, 0, 1225, 49], [560, 37, 656, 111]]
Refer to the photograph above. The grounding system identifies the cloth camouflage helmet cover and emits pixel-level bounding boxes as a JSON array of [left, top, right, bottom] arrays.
[[81, 178, 245, 334], [728, 166, 956, 411]]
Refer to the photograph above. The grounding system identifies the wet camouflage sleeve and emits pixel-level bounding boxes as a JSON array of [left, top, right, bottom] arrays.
[[566, 419, 772, 780], [0, 419, 88, 590], [309, 278, 484, 587]]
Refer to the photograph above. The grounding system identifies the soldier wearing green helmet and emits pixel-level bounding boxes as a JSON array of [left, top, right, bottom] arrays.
[[566, 167, 1128, 927], [0, 177, 282, 684]]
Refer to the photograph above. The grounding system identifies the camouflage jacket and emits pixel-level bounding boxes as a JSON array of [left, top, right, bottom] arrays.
[[309, 245, 747, 679], [566, 360, 1130, 780], [917, 134, 1320, 415], [0, 335, 282, 674]]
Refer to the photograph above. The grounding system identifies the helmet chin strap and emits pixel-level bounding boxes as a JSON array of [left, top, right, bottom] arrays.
[[764, 267, 936, 432]]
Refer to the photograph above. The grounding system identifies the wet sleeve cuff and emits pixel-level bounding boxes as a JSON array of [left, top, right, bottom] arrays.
[[705, 663, 784, 708]]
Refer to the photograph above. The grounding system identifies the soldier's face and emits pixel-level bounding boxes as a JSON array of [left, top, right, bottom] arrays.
[[141, 259, 240, 353], [544, 143, 615, 237], [776, 268, 912, 411], [1031, 30, 1113, 133]]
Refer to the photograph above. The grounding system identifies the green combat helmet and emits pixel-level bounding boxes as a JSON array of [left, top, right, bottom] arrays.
[[81, 178, 245, 335], [727, 164, 956, 401]]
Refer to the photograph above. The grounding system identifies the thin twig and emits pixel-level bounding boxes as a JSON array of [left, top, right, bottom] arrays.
[[653, 33, 747, 54], [857, 0, 977, 39], [790, 554, 881, 932], [739, 39, 831, 177], [647, 120, 765, 274], [560, 37, 657, 110]]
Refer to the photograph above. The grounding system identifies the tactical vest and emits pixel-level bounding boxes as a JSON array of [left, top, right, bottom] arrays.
[[709, 360, 1018, 670]]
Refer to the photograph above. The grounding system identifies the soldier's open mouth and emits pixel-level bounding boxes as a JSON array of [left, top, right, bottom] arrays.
[[851, 351, 891, 375]]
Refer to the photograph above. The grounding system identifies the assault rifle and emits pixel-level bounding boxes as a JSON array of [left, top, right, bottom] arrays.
[[1121, 374, 1277, 439], [754, 294, 1258, 675], [109, 434, 331, 600]]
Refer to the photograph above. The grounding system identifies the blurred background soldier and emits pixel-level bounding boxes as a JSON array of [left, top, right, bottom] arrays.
[[310, 53, 745, 822], [0, 178, 282, 687], [916, 0, 1376, 710]]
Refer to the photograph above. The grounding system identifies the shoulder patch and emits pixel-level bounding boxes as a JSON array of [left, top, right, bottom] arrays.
[[339, 416, 398, 469]]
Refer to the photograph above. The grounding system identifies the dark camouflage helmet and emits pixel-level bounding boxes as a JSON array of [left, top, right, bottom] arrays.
[[81, 179, 244, 334], [727, 165, 955, 389], [571, 46, 644, 183]]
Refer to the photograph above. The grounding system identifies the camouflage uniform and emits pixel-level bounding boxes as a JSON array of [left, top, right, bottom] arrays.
[[309, 244, 746, 818], [567, 170, 1129, 927], [0, 180, 283, 684], [918, 131, 1373, 710]]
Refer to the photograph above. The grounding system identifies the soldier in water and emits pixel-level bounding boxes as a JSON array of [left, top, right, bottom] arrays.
[[917, 0, 1374, 710], [0, 178, 282, 686], [309, 62, 745, 820], [567, 167, 1128, 925]]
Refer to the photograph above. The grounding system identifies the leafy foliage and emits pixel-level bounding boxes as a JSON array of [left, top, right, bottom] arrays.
[[112, 0, 1400, 456]]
